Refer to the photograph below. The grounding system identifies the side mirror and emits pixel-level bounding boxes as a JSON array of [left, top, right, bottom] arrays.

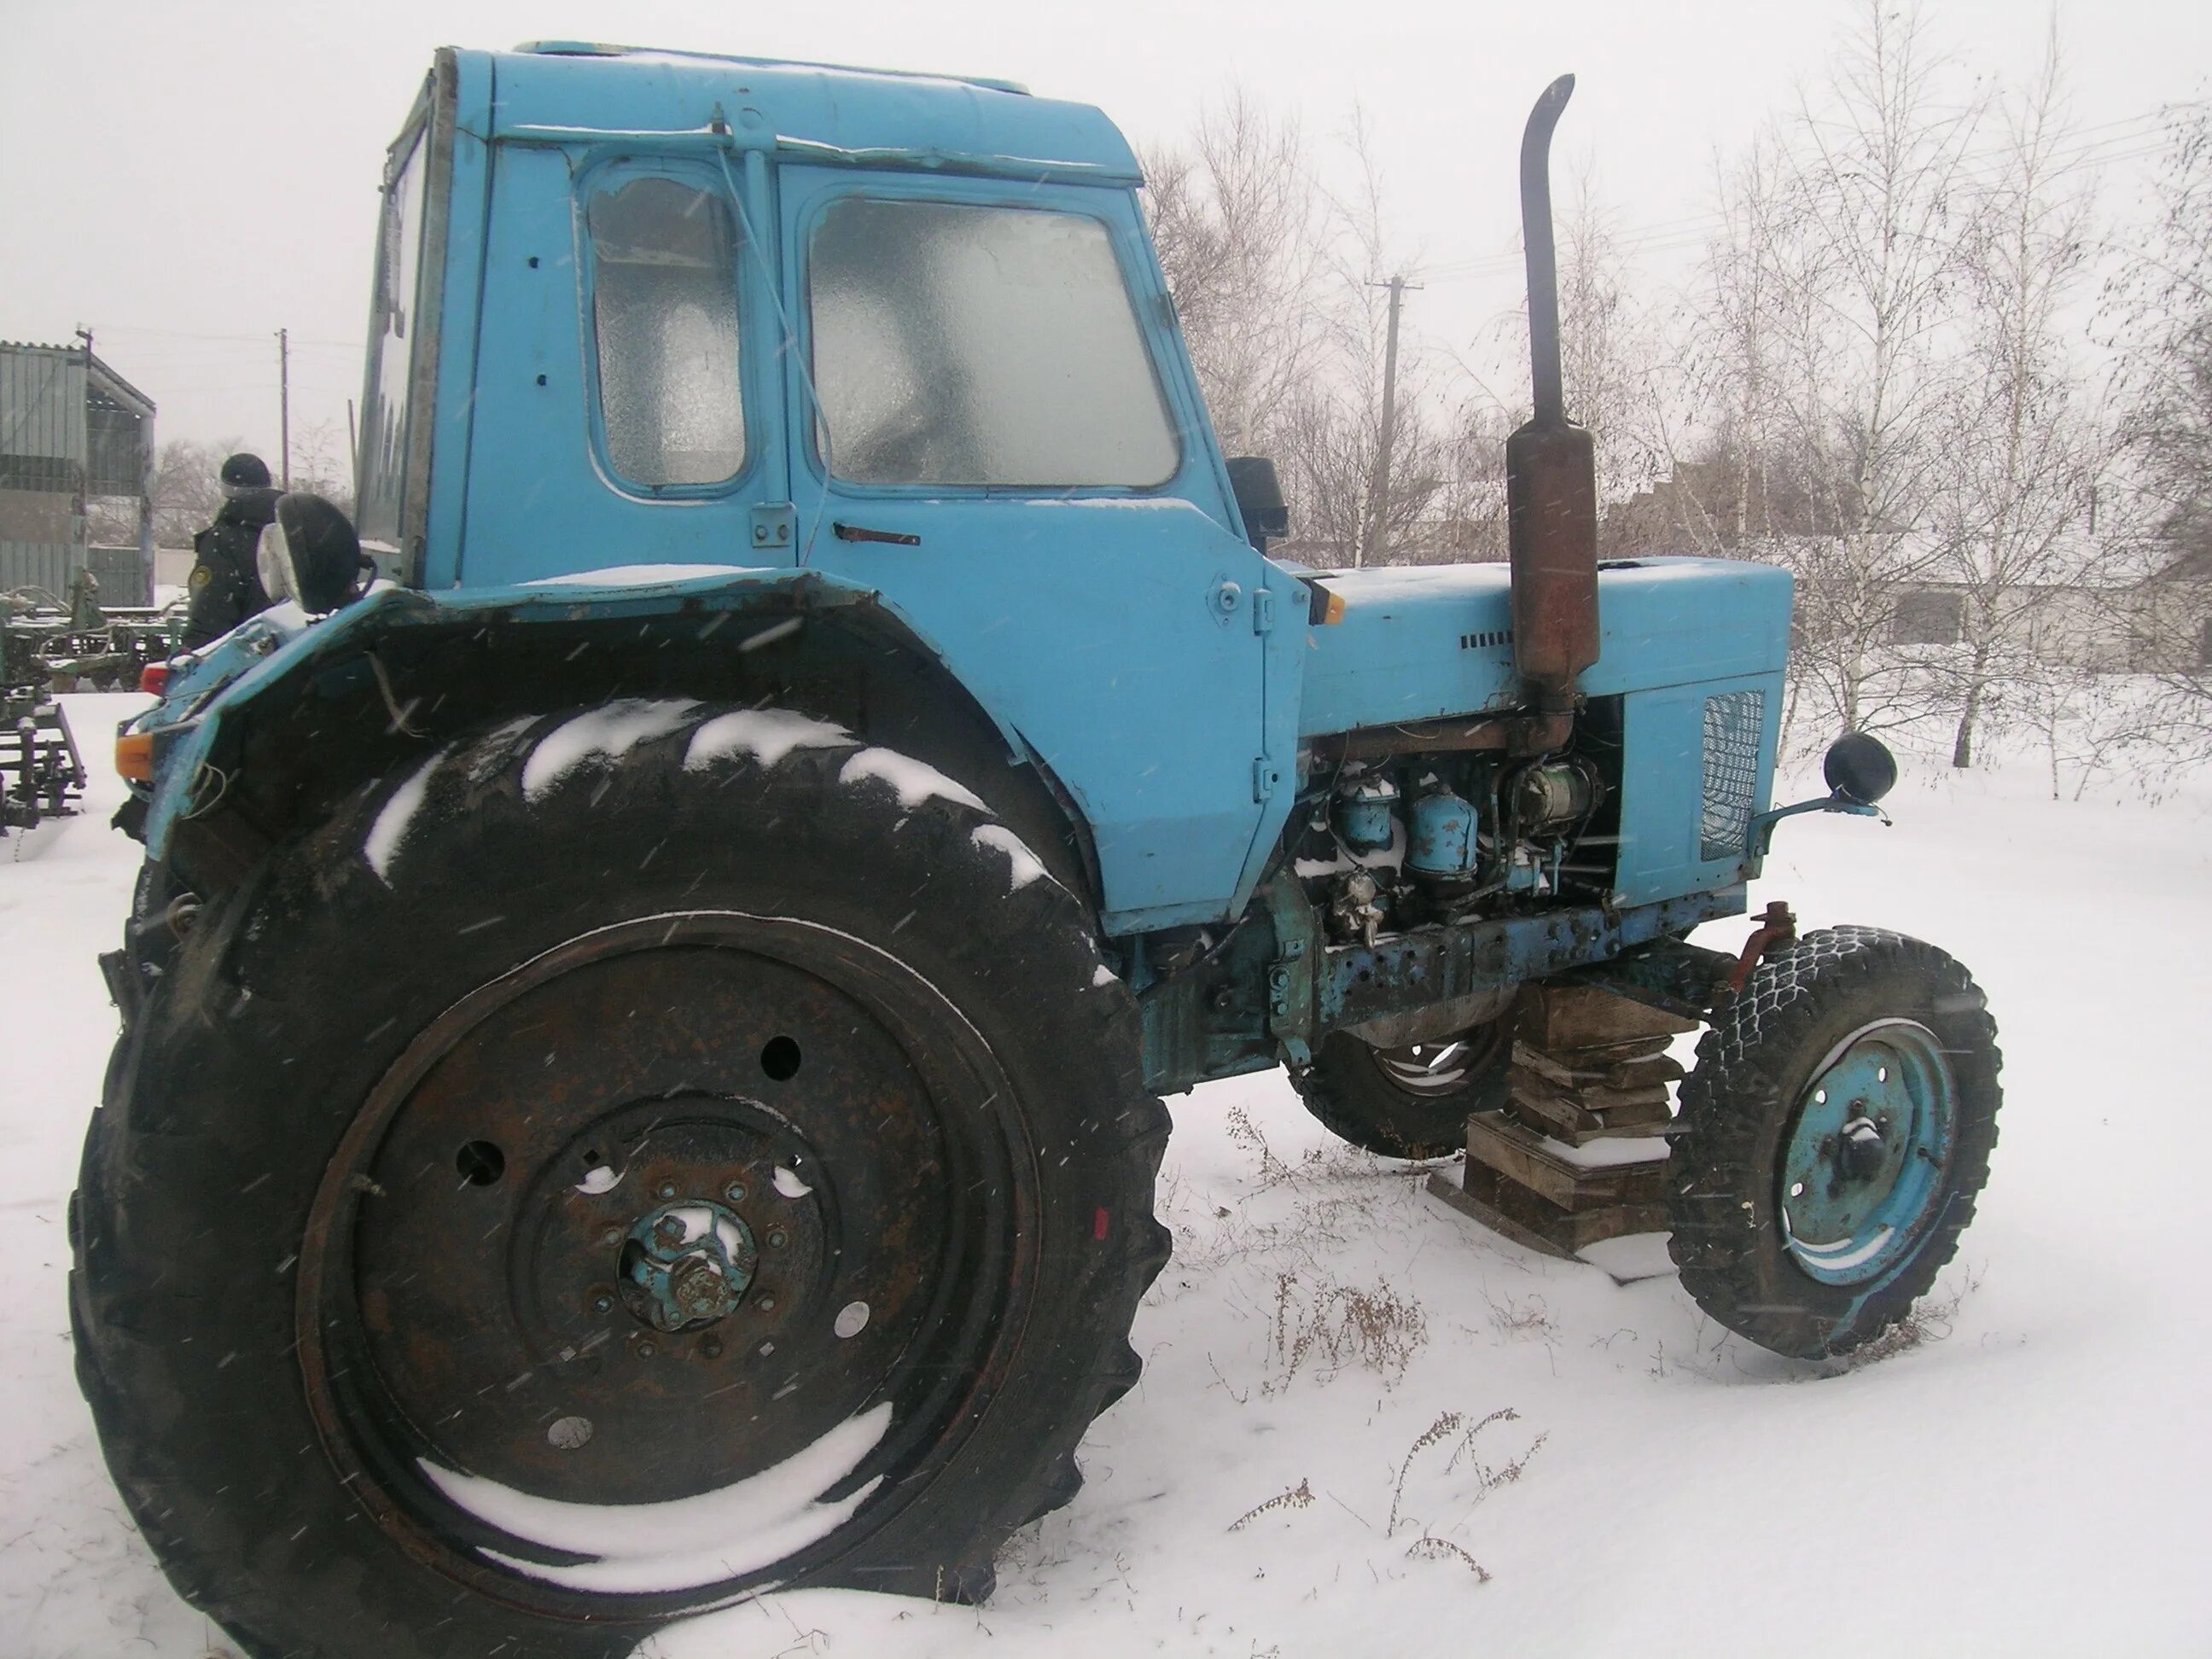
[[1751, 731, 1898, 855], [1823, 731, 1898, 804], [1225, 456, 1289, 551], [258, 493, 368, 614]]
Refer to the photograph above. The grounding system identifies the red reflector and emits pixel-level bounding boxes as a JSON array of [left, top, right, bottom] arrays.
[[139, 662, 172, 696], [1093, 1207, 1110, 1241]]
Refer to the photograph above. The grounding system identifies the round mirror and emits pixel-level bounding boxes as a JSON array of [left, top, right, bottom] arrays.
[[1824, 731, 1898, 804]]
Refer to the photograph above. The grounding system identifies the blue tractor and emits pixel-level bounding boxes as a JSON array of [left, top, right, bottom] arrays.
[[73, 46, 2000, 1659]]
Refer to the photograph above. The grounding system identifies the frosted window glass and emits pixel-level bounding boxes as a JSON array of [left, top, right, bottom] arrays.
[[588, 178, 746, 486], [808, 198, 1179, 488]]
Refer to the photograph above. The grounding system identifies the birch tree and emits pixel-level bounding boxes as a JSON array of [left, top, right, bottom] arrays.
[[1928, 33, 2098, 768], [1767, 0, 1987, 738]]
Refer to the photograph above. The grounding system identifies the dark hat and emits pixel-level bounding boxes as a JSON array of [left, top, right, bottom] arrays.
[[219, 452, 272, 490]]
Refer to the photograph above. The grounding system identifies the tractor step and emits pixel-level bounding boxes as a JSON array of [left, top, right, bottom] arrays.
[[1427, 985, 1693, 1261]]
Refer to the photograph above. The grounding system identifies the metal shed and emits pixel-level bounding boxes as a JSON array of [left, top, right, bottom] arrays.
[[1, 341, 156, 604]]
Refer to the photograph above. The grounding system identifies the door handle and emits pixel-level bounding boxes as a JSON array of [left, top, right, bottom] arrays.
[[831, 522, 921, 547]]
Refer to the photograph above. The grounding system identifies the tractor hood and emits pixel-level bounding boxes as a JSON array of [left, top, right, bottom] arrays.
[[1296, 556, 1792, 739]]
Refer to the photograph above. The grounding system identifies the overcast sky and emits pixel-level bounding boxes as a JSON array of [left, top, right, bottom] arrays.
[[4, 0, 2205, 469]]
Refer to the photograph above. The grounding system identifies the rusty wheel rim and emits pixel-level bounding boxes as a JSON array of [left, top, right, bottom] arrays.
[[297, 911, 1031, 1616]]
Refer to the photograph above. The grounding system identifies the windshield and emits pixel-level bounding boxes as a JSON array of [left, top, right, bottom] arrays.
[[356, 117, 429, 548]]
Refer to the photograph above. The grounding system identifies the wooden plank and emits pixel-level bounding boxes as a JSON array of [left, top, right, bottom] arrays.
[[1433, 1163, 1671, 1254], [1464, 1111, 1669, 1209], [1516, 986, 1700, 1050]]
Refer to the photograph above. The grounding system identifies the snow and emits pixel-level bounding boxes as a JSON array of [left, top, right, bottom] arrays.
[[521, 699, 700, 800], [575, 1164, 623, 1196], [971, 824, 1047, 889], [361, 743, 449, 884], [772, 1165, 813, 1200], [684, 707, 849, 772], [423, 1402, 892, 1594], [1093, 963, 1118, 988], [7, 693, 2212, 1657], [837, 748, 987, 812], [521, 564, 762, 587]]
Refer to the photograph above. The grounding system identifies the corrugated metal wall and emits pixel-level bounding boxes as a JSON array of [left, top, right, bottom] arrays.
[[1, 344, 90, 595], [2, 343, 154, 602]]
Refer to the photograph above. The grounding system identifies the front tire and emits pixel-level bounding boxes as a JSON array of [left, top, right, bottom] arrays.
[[1666, 926, 2001, 1359], [72, 704, 1170, 1657]]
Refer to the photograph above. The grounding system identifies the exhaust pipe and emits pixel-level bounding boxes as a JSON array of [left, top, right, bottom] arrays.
[[1506, 74, 1600, 723]]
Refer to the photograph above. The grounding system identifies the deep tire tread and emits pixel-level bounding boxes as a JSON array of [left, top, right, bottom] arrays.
[[1665, 926, 2002, 1359], [73, 703, 1171, 1657]]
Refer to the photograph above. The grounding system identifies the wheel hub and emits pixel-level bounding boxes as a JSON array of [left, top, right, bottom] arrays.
[[618, 1199, 758, 1333], [1779, 1019, 1957, 1286]]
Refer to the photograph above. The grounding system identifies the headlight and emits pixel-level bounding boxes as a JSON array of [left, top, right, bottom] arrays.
[[256, 521, 298, 602]]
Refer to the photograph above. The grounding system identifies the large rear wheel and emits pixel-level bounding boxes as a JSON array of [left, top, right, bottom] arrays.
[[72, 703, 1170, 1657]]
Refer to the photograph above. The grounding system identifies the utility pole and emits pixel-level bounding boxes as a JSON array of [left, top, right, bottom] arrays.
[[276, 327, 291, 489], [1358, 275, 1420, 567]]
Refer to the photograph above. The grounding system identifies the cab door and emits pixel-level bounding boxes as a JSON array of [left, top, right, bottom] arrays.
[[450, 142, 790, 585], [777, 167, 1294, 934]]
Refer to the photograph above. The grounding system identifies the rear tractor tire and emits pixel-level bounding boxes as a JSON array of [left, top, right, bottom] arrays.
[[71, 703, 1171, 1658], [1289, 1021, 1512, 1160], [1666, 926, 2001, 1359]]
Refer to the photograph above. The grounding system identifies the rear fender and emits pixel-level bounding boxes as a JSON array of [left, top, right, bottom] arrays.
[[132, 568, 1070, 892]]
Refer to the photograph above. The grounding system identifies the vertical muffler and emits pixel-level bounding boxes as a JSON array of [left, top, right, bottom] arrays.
[[1506, 75, 1600, 722]]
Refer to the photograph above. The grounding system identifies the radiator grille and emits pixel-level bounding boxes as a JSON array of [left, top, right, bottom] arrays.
[[1700, 690, 1765, 860]]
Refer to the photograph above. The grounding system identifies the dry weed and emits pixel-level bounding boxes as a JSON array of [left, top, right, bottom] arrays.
[[1227, 1477, 1315, 1532], [1404, 1534, 1493, 1582]]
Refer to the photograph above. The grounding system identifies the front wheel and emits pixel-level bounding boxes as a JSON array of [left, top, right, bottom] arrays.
[[72, 704, 1171, 1657], [1666, 926, 2001, 1359]]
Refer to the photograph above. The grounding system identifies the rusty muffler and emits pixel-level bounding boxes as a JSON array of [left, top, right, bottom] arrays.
[[1506, 74, 1600, 721]]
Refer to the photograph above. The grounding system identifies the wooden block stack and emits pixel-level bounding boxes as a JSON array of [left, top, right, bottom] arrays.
[[1428, 986, 1700, 1259]]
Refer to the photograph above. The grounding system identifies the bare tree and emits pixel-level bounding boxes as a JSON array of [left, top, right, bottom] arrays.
[[2106, 96, 2212, 757], [1736, 1, 1988, 740], [1143, 92, 1330, 460], [1927, 32, 2099, 767], [149, 437, 245, 548]]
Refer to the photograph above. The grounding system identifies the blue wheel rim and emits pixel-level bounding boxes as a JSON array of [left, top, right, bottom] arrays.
[[1779, 1019, 1957, 1287]]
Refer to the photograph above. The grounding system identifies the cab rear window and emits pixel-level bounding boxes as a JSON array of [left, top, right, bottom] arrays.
[[585, 173, 747, 489]]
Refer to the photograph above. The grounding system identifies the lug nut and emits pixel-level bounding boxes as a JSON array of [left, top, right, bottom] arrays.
[[756, 1294, 777, 1313], [601, 1225, 622, 1246], [655, 1181, 678, 1201], [725, 1182, 748, 1203], [701, 1336, 724, 1359], [591, 1291, 614, 1314], [635, 1339, 657, 1359], [766, 1230, 787, 1249]]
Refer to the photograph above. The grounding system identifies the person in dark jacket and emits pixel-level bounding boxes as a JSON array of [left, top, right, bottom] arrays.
[[181, 452, 283, 649]]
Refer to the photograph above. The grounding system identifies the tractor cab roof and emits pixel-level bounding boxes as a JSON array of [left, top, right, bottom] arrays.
[[474, 42, 1143, 184]]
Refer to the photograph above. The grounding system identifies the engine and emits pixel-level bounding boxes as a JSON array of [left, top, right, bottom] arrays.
[[1297, 737, 1613, 948]]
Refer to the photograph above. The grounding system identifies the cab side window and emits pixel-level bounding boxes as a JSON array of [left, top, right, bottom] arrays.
[[586, 174, 746, 488], [807, 197, 1179, 489]]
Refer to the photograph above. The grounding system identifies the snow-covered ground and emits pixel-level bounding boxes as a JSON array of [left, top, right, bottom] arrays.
[[4, 692, 2209, 1657]]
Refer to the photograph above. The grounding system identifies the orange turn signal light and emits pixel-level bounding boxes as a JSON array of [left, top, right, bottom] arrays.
[[115, 731, 154, 783], [1316, 590, 1347, 626]]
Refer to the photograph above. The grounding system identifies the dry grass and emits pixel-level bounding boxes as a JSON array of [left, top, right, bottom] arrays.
[[1403, 1534, 1493, 1582], [1266, 1271, 1427, 1392], [1834, 1266, 1982, 1372], [1227, 1477, 1315, 1532]]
